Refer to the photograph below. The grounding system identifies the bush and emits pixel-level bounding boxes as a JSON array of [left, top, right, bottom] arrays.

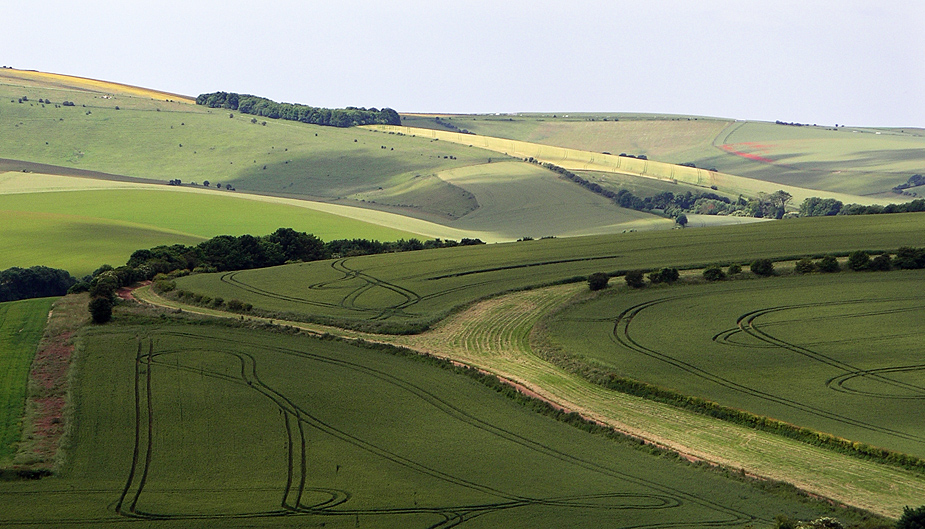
[[896, 505, 925, 529], [649, 267, 679, 284], [587, 272, 609, 291], [624, 270, 646, 288], [794, 258, 815, 274], [702, 265, 726, 281], [750, 258, 775, 276], [817, 255, 840, 273], [870, 253, 892, 271], [727, 263, 741, 275], [847, 250, 871, 271], [88, 296, 113, 324]]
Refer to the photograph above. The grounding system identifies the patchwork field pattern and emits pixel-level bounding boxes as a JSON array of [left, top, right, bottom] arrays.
[[543, 271, 925, 459], [0, 325, 841, 528], [175, 213, 925, 330]]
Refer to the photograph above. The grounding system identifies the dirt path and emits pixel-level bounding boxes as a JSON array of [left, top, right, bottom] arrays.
[[129, 284, 925, 517]]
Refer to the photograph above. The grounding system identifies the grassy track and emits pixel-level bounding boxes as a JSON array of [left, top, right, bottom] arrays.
[[0, 322, 856, 527], [543, 271, 925, 459], [174, 212, 925, 330], [0, 298, 55, 465]]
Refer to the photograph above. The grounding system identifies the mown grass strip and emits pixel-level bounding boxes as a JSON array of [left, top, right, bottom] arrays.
[[0, 298, 55, 465]]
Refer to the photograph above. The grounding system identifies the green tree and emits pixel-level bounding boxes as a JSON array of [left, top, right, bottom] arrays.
[[702, 265, 726, 281], [794, 258, 816, 274], [88, 296, 113, 324], [624, 270, 646, 288], [896, 505, 925, 529], [588, 272, 609, 291], [727, 263, 742, 275], [750, 258, 775, 276], [870, 253, 892, 271], [847, 250, 871, 271], [817, 255, 840, 273], [675, 214, 688, 227]]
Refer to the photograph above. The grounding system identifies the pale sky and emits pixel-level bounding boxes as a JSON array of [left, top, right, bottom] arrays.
[[4, 1, 923, 127]]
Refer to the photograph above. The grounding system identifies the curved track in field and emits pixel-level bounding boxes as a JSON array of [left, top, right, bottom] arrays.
[[111, 331, 755, 528], [131, 284, 925, 516], [613, 295, 925, 444]]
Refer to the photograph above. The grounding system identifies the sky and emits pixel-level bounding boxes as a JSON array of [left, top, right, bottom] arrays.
[[3, 0, 923, 127]]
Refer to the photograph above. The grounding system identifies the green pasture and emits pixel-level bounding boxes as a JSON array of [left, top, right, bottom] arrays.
[[0, 82, 500, 219], [0, 209, 204, 277], [543, 270, 925, 459], [402, 113, 731, 164], [702, 121, 925, 197], [0, 323, 869, 527], [367, 125, 887, 208], [400, 114, 925, 199], [175, 212, 925, 331], [0, 298, 55, 465], [387, 161, 671, 239]]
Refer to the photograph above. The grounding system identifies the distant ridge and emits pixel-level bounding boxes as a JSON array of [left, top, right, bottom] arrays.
[[0, 67, 194, 103]]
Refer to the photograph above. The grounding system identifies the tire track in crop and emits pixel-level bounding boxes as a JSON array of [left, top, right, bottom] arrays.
[[615, 296, 925, 443], [111, 330, 755, 528], [736, 303, 925, 399]]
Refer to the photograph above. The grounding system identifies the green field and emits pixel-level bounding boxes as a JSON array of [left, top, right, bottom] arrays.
[[401, 114, 925, 199], [542, 270, 925, 459], [0, 322, 870, 527], [0, 298, 55, 465], [174, 213, 925, 331]]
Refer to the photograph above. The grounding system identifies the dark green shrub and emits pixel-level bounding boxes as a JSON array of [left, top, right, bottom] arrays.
[[653, 267, 680, 283], [703, 265, 726, 281], [588, 272, 609, 291], [794, 258, 815, 274], [870, 253, 892, 271], [817, 255, 840, 273], [847, 250, 871, 271], [624, 270, 646, 288], [227, 299, 244, 311], [88, 296, 113, 324], [727, 263, 742, 275], [750, 258, 775, 276], [896, 505, 925, 529]]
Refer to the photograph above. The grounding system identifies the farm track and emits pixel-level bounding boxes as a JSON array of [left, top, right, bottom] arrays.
[[134, 283, 925, 516], [106, 330, 754, 528]]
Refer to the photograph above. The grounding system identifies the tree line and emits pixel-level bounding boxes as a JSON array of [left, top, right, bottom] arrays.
[[800, 196, 925, 217], [196, 92, 400, 128], [527, 158, 791, 219], [0, 266, 75, 302], [73, 228, 484, 323]]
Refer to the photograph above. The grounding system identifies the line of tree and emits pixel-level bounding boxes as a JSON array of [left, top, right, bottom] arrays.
[[196, 92, 400, 127], [527, 158, 791, 218], [71, 228, 486, 318], [800, 196, 925, 217], [0, 266, 76, 302]]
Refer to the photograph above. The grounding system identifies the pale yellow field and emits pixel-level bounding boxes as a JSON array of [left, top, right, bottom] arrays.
[[0, 68, 194, 102], [365, 125, 892, 208]]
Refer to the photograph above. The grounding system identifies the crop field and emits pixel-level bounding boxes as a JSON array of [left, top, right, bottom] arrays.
[[0, 297, 55, 465], [366, 125, 887, 208], [542, 270, 925, 459], [399, 115, 925, 199], [0, 323, 866, 528], [174, 212, 925, 331]]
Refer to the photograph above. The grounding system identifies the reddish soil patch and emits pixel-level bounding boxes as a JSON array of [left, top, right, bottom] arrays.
[[719, 142, 776, 164], [117, 280, 151, 301]]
